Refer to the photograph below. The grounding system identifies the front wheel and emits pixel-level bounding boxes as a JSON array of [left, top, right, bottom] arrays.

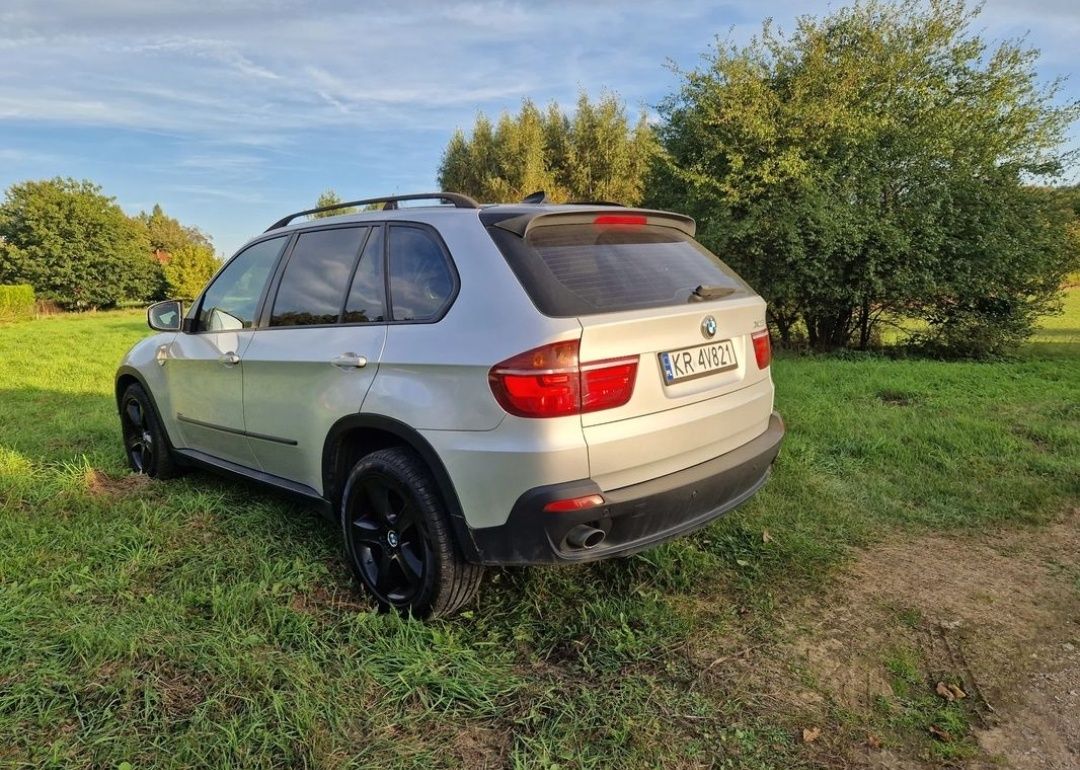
[[341, 447, 483, 618], [119, 383, 180, 479]]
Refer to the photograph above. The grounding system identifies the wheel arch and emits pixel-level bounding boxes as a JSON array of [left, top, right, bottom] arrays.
[[322, 414, 481, 562], [114, 366, 148, 412]]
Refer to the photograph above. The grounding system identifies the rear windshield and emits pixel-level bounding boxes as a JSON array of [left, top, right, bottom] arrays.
[[486, 222, 750, 317]]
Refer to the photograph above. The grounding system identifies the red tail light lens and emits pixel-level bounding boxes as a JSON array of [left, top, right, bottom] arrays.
[[581, 357, 639, 412], [489, 340, 580, 417], [489, 340, 639, 418], [752, 329, 772, 369]]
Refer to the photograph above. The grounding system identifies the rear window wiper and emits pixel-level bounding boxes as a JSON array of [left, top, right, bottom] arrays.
[[689, 284, 735, 302]]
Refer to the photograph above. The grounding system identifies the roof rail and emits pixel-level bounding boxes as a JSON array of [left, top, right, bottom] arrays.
[[264, 192, 480, 231]]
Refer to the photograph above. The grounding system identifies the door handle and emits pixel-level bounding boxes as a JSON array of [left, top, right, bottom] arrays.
[[331, 352, 368, 369], [219, 351, 240, 366]]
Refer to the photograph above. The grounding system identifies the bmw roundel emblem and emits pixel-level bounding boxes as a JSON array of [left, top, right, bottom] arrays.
[[701, 315, 717, 339]]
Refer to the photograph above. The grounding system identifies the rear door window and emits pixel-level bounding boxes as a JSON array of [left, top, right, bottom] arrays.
[[487, 222, 750, 317], [270, 227, 369, 326], [387, 225, 455, 321]]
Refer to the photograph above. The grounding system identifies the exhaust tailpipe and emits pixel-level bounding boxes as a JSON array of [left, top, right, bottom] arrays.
[[566, 524, 606, 550]]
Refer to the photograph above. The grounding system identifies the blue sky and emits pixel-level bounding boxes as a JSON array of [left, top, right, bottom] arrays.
[[1, 1, 1077, 256]]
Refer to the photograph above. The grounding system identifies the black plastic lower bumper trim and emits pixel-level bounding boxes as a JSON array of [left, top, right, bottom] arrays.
[[469, 412, 785, 565]]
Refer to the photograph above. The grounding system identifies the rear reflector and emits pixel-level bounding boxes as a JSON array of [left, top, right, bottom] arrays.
[[543, 494, 606, 513], [489, 340, 639, 418], [593, 214, 647, 226], [752, 329, 772, 369]]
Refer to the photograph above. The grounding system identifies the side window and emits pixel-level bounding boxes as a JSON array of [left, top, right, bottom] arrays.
[[343, 225, 387, 323], [388, 225, 454, 321], [270, 227, 368, 326], [197, 237, 285, 332]]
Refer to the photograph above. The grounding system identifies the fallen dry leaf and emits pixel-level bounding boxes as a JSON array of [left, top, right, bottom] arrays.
[[762, 529, 773, 543], [928, 725, 952, 742], [936, 681, 955, 701], [802, 727, 821, 743], [947, 683, 967, 700], [866, 734, 882, 750]]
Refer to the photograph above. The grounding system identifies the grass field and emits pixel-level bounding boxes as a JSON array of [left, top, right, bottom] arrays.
[[0, 292, 1077, 768]]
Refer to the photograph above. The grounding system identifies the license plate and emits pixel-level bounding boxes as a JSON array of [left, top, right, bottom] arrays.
[[659, 339, 738, 384]]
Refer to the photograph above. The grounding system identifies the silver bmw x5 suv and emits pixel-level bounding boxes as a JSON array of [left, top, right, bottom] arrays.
[[116, 192, 784, 617]]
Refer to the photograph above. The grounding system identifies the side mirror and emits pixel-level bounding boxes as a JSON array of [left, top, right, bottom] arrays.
[[147, 300, 183, 332]]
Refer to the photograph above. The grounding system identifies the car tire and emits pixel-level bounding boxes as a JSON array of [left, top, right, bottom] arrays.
[[341, 447, 483, 618], [119, 382, 181, 479]]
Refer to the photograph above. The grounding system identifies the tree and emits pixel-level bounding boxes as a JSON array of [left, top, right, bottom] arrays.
[[649, 0, 1079, 355], [162, 243, 221, 300], [136, 204, 212, 257], [0, 178, 160, 309], [438, 93, 656, 204], [312, 189, 358, 217]]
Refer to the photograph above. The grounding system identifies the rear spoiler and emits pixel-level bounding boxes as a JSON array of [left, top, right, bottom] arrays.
[[481, 208, 696, 238]]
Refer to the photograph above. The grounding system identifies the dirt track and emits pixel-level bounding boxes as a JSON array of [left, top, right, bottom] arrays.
[[713, 511, 1080, 768]]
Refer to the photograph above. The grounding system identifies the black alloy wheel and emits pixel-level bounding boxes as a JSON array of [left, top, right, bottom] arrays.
[[122, 395, 155, 473], [340, 447, 484, 617], [118, 383, 179, 479], [345, 470, 433, 606]]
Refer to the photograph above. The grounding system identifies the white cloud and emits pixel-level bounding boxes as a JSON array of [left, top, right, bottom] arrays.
[[0, 1, 732, 139]]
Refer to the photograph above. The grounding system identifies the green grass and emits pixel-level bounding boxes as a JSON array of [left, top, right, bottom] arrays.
[[876, 645, 979, 761], [0, 294, 1077, 768]]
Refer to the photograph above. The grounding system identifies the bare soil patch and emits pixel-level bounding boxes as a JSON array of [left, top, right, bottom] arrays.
[[706, 511, 1080, 768], [84, 468, 152, 496]]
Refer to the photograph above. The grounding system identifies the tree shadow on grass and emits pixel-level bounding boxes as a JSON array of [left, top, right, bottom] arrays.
[[0, 386, 342, 567]]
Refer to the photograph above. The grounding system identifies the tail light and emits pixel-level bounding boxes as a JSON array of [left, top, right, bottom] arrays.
[[752, 329, 772, 369], [489, 340, 638, 418]]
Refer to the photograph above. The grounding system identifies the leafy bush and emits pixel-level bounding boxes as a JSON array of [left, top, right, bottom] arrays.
[[0, 284, 34, 321], [911, 182, 1078, 357], [0, 178, 163, 309], [648, 0, 1079, 357], [162, 243, 221, 300]]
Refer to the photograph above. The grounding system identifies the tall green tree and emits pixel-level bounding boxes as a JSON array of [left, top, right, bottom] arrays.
[[162, 243, 220, 300], [0, 178, 160, 309], [438, 93, 656, 204], [136, 204, 212, 256], [649, 0, 1079, 355], [312, 189, 358, 217]]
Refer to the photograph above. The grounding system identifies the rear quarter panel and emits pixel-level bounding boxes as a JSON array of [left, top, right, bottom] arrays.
[[362, 214, 582, 432], [360, 215, 589, 527]]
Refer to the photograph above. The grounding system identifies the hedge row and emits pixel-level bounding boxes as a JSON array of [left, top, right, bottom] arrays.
[[0, 284, 35, 321]]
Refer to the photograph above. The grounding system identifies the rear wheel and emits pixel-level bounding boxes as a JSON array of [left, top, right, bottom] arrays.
[[119, 383, 180, 479], [341, 447, 483, 618]]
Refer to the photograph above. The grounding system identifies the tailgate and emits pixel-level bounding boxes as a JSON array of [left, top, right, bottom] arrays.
[[579, 296, 774, 489]]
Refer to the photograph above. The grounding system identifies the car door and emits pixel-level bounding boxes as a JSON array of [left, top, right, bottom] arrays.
[[166, 235, 288, 468], [241, 224, 388, 492]]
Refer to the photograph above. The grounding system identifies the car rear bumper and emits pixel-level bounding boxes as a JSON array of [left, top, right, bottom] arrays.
[[468, 411, 785, 565]]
